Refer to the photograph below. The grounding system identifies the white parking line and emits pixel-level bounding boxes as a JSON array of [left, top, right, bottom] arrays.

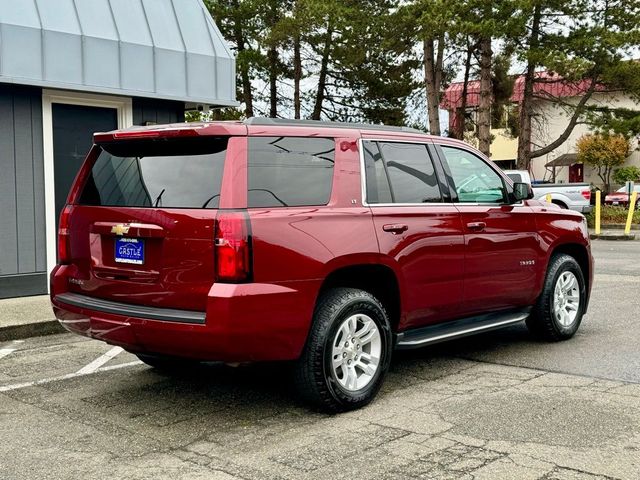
[[0, 360, 143, 393], [0, 340, 24, 360], [0, 348, 16, 360], [76, 346, 124, 374]]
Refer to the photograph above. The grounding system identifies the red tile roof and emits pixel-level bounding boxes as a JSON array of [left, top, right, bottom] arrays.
[[440, 72, 600, 111]]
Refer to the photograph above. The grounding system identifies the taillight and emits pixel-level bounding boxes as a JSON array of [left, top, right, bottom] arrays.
[[58, 205, 74, 264], [214, 211, 252, 282], [581, 190, 591, 201]]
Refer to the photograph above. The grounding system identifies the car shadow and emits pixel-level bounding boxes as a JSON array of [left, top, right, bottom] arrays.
[[81, 323, 539, 425]]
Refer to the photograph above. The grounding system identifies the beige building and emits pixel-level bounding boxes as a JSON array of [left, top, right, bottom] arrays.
[[530, 92, 640, 186], [442, 76, 640, 188]]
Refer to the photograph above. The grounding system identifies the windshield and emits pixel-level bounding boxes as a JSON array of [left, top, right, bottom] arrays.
[[615, 185, 640, 193]]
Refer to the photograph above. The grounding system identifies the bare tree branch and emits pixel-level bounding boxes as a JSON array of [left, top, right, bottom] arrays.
[[530, 78, 598, 158]]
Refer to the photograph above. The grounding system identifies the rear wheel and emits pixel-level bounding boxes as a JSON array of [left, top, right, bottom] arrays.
[[294, 288, 392, 412], [526, 253, 586, 341]]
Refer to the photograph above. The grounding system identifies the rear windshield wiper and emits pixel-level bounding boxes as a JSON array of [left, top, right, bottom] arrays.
[[201, 194, 220, 209], [154, 188, 166, 207]]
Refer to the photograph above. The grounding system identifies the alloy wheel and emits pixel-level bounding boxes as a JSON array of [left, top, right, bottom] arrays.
[[553, 271, 581, 327], [330, 314, 381, 391]]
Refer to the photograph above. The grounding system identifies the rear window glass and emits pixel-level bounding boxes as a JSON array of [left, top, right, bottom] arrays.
[[507, 173, 522, 183], [248, 137, 334, 208], [79, 138, 227, 209], [377, 142, 442, 203], [363, 141, 393, 204]]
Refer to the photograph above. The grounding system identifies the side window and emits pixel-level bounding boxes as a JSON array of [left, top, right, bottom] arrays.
[[440, 146, 506, 203], [248, 137, 334, 207], [506, 172, 522, 183], [363, 141, 392, 203], [364, 141, 442, 204]]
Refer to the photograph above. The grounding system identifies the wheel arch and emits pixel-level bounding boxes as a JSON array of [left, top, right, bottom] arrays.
[[536, 192, 571, 208], [548, 242, 592, 307], [317, 262, 402, 332]]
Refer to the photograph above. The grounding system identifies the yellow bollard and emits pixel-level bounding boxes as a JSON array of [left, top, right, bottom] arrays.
[[595, 190, 601, 235], [624, 191, 638, 236], [546, 193, 552, 203]]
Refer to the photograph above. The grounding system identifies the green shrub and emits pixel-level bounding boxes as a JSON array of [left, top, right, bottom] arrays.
[[585, 205, 640, 227], [613, 166, 640, 185]]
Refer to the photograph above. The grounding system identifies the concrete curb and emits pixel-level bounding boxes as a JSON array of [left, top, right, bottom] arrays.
[[590, 233, 636, 241], [597, 223, 640, 231], [0, 320, 65, 342]]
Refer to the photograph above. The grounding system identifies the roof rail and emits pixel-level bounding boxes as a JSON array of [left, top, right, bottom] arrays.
[[244, 117, 425, 134]]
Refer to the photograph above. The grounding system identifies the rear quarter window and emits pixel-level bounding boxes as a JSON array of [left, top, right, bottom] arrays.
[[79, 138, 227, 209], [247, 137, 335, 208]]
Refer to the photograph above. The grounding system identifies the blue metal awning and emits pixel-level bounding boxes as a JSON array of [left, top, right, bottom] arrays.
[[0, 0, 236, 106]]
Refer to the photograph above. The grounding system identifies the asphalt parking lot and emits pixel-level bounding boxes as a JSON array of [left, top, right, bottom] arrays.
[[1, 241, 639, 480]]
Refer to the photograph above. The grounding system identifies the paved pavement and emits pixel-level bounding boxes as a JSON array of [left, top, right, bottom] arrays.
[[0, 295, 63, 341], [1, 241, 639, 479]]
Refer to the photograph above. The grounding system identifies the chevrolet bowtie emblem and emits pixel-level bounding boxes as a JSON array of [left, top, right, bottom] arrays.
[[111, 224, 130, 235]]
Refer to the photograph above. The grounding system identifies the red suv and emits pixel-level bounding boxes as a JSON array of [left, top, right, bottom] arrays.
[[51, 118, 593, 411]]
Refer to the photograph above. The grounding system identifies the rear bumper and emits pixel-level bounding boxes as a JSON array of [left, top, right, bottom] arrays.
[[579, 205, 593, 214], [51, 265, 318, 362], [54, 292, 206, 324]]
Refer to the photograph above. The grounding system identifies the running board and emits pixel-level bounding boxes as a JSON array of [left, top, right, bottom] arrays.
[[395, 307, 531, 349]]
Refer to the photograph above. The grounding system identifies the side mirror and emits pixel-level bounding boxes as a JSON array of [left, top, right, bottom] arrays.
[[513, 182, 534, 202]]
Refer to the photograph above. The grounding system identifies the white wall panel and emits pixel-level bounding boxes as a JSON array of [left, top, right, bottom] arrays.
[[83, 37, 120, 88], [0, 24, 43, 80], [155, 49, 187, 98], [42, 31, 82, 84], [120, 43, 155, 93], [35, 0, 81, 34]]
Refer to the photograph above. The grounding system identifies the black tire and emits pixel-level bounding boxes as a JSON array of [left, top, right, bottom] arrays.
[[526, 253, 586, 341], [552, 200, 568, 209], [294, 288, 393, 412], [136, 353, 201, 372]]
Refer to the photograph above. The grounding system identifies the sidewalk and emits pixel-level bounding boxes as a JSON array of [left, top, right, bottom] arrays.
[[0, 295, 63, 342]]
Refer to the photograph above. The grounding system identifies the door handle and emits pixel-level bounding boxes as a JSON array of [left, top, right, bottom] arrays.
[[466, 222, 486, 231], [382, 223, 408, 235]]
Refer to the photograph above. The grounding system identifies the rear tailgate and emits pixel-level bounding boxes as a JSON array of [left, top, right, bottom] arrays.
[[63, 135, 232, 312]]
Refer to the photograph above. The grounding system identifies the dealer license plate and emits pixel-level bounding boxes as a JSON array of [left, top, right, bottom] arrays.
[[115, 238, 144, 265]]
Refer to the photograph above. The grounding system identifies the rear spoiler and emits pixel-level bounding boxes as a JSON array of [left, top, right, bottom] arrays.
[[93, 122, 247, 143]]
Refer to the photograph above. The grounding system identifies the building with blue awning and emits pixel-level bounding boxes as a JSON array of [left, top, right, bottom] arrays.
[[0, 0, 236, 298]]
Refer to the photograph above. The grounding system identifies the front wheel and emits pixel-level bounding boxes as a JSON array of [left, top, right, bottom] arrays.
[[526, 253, 586, 341], [294, 288, 393, 412]]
